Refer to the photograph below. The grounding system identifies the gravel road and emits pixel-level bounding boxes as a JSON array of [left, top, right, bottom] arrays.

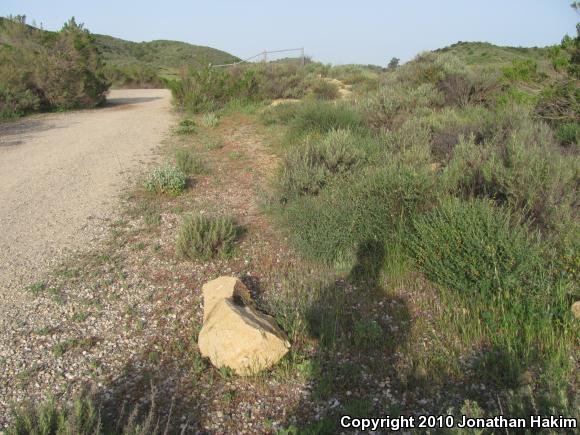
[[0, 89, 172, 316]]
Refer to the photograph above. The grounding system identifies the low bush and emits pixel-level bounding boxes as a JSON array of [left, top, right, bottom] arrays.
[[144, 165, 186, 196], [443, 111, 579, 230], [285, 100, 365, 141], [409, 199, 574, 383], [535, 79, 580, 125], [309, 79, 340, 100], [277, 129, 368, 201], [0, 86, 40, 119], [103, 64, 163, 89], [0, 17, 109, 117], [282, 164, 437, 265], [176, 214, 241, 260], [555, 122, 580, 146], [175, 149, 206, 175], [176, 119, 197, 134]]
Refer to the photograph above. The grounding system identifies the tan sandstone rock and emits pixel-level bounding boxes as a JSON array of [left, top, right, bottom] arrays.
[[572, 301, 580, 320], [198, 277, 290, 375]]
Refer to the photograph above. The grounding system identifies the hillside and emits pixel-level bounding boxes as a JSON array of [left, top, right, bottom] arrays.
[[94, 34, 239, 74], [434, 40, 553, 70]]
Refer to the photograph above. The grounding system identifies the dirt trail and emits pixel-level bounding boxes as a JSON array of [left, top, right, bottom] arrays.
[[0, 89, 173, 312]]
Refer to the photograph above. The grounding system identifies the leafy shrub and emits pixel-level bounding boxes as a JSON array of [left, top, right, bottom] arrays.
[[0, 17, 109, 117], [556, 122, 580, 146], [436, 69, 500, 107], [278, 129, 367, 201], [282, 164, 437, 265], [200, 112, 219, 128], [176, 119, 197, 134], [502, 59, 544, 82], [144, 165, 186, 196], [309, 79, 340, 100], [410, 199, 541, 295], [0, 86, 39, 119], [253, 63, 308, 99], [176, 214, 241, 260], [175, 149, 206, 174], [409, 199, 573, 382]]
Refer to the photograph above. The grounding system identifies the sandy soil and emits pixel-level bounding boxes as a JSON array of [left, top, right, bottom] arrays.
[[0, 89, 173, 313]]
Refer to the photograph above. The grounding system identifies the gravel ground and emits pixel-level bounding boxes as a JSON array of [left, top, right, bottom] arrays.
[[0, 89, 174, 426]]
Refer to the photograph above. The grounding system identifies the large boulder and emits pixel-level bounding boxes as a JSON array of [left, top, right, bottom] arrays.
[[198, 277, 290, 375]]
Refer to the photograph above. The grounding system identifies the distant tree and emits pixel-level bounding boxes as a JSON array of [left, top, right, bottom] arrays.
[[387, 57, 400, 69], [572, 2, 580, 13]]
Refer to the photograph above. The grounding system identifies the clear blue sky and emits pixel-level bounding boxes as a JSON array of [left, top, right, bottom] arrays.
[[1, 1, 578, 65]]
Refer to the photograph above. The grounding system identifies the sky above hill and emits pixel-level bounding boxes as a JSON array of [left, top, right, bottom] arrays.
[[1, 0, 578, 66]]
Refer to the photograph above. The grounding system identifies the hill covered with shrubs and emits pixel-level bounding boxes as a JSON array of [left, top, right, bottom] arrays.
[[0, 15, 109, 119]]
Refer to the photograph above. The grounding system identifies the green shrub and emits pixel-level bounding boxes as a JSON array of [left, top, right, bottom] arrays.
[[309, 79, 340, 100], [176, 119, 197, 134], [282, 164, 437, 265], [409, 199, 574, 383], [176, 214, 241, 260], [286, 100, 365, 141], [443, 109, 579, 230], [502, 59, 544, 82], [556, 122, 580, 146], [410, 199, 542, 296], [0, 86, 40, 119], [0, 17, 109, 117], [144, 165, 186, 196], [175, 149, 207, 174], [277, 129, 368, 201]]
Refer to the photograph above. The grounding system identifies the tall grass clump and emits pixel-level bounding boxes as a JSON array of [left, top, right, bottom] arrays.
[[144, 165, 186, 196], [200, 112, 219, 128], [7, 394, 101, 435], [176, 214, 241, 260], [284, 100, 365, 143], [175, 149, 206, 175], [409, 199, 575, 384]]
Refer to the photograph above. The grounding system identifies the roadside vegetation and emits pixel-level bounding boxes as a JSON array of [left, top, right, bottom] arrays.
[[0, 15, 109, 119], [3, 14, 579, 435]]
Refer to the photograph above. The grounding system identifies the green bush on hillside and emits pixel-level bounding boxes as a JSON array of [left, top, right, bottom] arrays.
[[0, 16, 109, 118], [409, 199, 573, 383]]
